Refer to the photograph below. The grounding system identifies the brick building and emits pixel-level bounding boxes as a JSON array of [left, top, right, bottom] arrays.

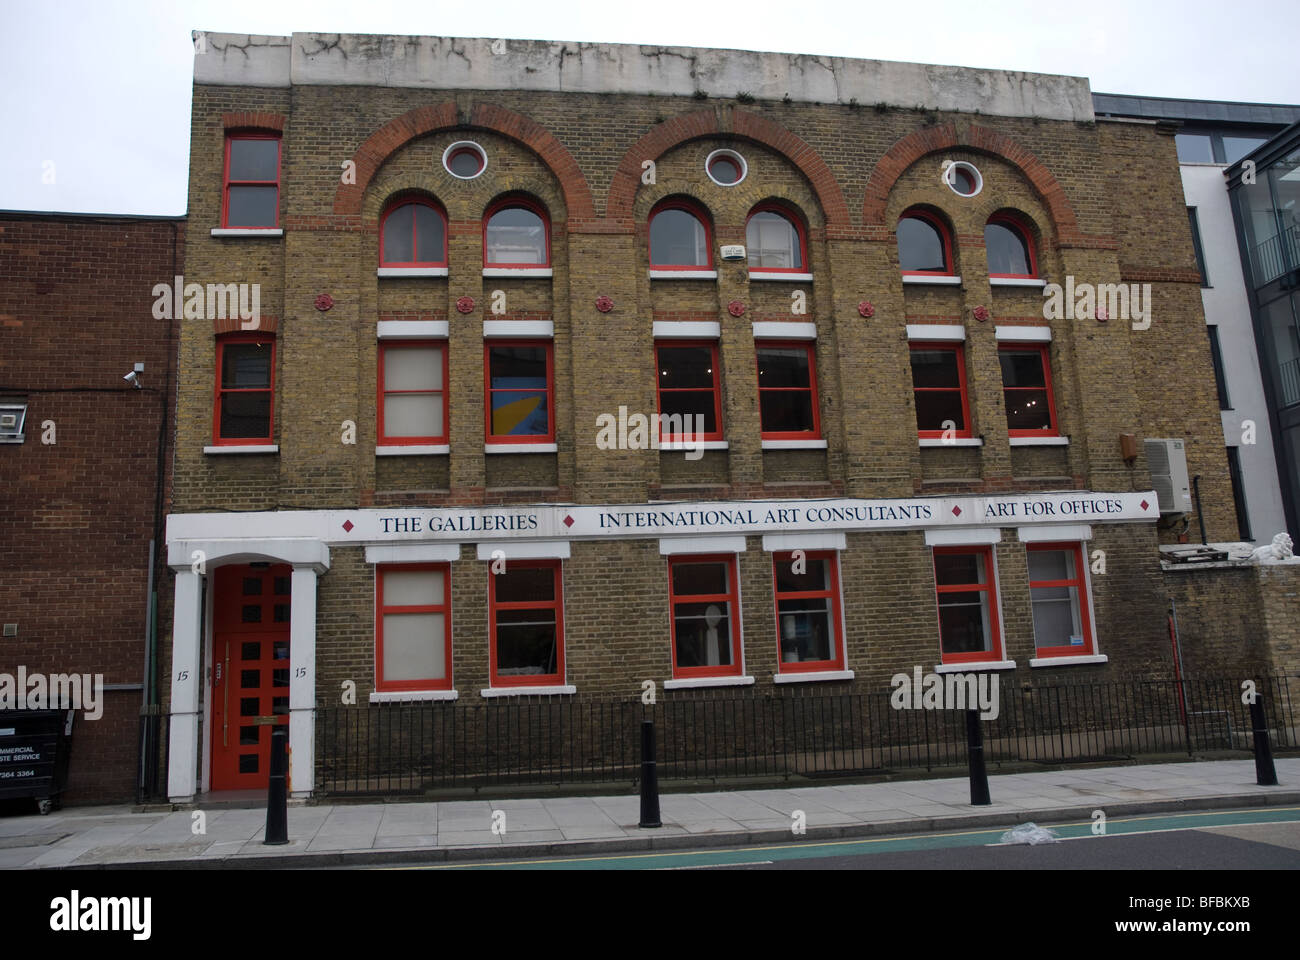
[[0, 211, 183, 804], [162, 32, 1260, 801]]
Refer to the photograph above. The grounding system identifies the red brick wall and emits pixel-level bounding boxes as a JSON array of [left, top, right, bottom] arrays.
[[0, 213, 183, 804]]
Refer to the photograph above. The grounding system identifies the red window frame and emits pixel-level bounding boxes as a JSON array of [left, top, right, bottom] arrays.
[[746, 202, 808, 274], [667, 554, 743, 679], [648, 199, 714, 271], [221, 132, 281, 229], [379, 197, 448, 267], [655, 340, 724, 443], [446, 145, 485, 178], [484, 339, 556, 444], [909, 342, 971, 439], [897, 208, 953, 275], [483, 196, 551, 268], [213, 333, 275, 445], [932, 545, 1003, 665], [985, 212, 1038, 279], [771, 551, 846, 673], [375, 563, 452, 692], [1026, 542, 1094, 657], [377, 341, 449, 445], [707, 153, 742, 184], [999, 343, 1059, 437], [488, 559, 565, 688], [756, 340, 822, 440]]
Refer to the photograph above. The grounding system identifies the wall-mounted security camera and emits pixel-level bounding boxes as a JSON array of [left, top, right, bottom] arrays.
[[124, 361, 144, 388]]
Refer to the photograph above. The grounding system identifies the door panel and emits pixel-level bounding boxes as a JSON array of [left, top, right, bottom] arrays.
[[211, 565, 291, 790]]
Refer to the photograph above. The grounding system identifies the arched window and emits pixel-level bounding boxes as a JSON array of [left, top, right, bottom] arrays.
[[746, 204, 807, 272], [380, 198, 447, 267], [985, 214, 1037, 278], [483, 198, 550, 267], [649, 200, 712, 270], [897, 210, 953, 274]]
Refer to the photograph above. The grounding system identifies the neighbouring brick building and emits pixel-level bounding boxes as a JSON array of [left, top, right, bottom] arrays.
[[160, 31, 1287, 802], [0, 211, 183, 804]]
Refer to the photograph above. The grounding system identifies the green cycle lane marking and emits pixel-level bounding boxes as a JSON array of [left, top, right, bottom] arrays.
[[407, 806, 1300, 870]]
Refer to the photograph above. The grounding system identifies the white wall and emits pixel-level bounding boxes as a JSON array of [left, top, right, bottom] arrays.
[[1182, 162, 1287, 542]]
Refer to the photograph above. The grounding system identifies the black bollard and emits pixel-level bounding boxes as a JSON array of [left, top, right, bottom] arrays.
[[1249, 697, 1279, 787], [638, 719, 662, 828], [966, 708, 991, 806], [264, 723, 289, 845]]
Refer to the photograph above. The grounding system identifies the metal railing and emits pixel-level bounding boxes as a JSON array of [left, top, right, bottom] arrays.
[[306, 673, 1297, 799], [1251, 222, 1300, 286]]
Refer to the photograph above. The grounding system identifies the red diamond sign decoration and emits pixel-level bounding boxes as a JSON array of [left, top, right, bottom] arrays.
[[563, 514, 575, 528], [341, 519, 354, 533], [1140, 500, 1150, 511], [951, 505, 962, 517]]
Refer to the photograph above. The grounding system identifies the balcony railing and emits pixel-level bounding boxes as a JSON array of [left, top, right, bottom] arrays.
[[1251, 222, 1300, 287]]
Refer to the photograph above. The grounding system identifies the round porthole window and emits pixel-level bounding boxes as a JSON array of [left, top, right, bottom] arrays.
[[443, 141, 487, 180], [705, 149, 747, 186], [944, 161, 982, 197]]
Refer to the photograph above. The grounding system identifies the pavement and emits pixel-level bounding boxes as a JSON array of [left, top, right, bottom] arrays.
[[1, 757, 1296, 869]]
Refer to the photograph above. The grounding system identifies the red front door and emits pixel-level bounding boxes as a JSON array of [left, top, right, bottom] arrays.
[[210, 564, 291, 790]]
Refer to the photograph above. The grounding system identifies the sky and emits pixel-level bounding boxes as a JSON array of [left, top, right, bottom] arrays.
[[2, 0, 1298, 217]]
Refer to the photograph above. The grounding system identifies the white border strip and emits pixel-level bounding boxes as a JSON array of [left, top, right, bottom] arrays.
[[653, 320, 720, 339], [995, 324, 1052, 342], [649, 270, 718, 280], [664, 676, 755, 689], [762, 532, 847, 552], [989, 277, 1047, 288], [1017, 524, 1092, 543], [762, 439, 827, 450], [925, 527, 1001, 546], [378, 267, 448, 278], [482, 267, 553, 278], [659, 535, 747, 555], [749, 272, 813, 283], [203, 444, 278, 454], [906, 323, 966, 342], [476, 540, 571, 560], [774, 670, 855, 684], [1009, 436, 1068, 446], [1029, 654, 1109, 668], [210, 228, 283, 237], [902, 274, 961, 285], [376, 444, 449, 456], [919, 438, 982, 447], [369, 689, 459, 702], [752, 321, 816, 340], [377, 320, 448, 339], [484, 442, 557, 454], [481, 685, 576, 697], [935, 660, 1016, 673], [365, 543, 460, 564], [484, 319, 553, 338]]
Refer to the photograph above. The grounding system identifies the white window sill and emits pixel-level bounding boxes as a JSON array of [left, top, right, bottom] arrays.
[[211, 228, 283, 237], [660, 440, 728, 451], [762, 439, 827, 450], [906, 323, 966, 342], [774, 669, 855, 684], [1009, 436, 1068, 447], [484, 443, 557, 454], [378, 267, 448, 278], [935, 660, 1016, 674], [369, 690, 459, 703], [752, 321, 816, 340], [377, 320, 449, 339], [649, 269, 718, 280], [989, 277, 1046, 287], [902, 274, 961, 286], [919, 438, 982, 447], [376, 444, 449, 456], [482, 267, 553, 278], [483, 319, 553, 338], [663, 676, 755, 689], [204, 444, 279, 454], [480, 685, 576, 698], [653, 320, 720, 339], [749, 271, 813, 283], [1029, 654, 1108, 668], [994, 324, 1052, 343]]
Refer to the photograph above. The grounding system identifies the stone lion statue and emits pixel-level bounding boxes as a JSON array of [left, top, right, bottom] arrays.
[[1251, 532, 1294, 561]]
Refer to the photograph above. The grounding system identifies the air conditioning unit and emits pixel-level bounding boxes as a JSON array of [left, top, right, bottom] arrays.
[[1145, 438, 1192, 514], [0, 403, 27, 444]]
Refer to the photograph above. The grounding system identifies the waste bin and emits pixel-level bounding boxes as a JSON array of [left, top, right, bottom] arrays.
[[0, 709, 75, 814]]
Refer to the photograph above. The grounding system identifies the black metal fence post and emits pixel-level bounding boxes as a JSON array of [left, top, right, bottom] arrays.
[[638, 718, 662, 828], [264, 724, 289, 845], [966, 708, 991, 805], [1250, 696, 1279, 786]]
